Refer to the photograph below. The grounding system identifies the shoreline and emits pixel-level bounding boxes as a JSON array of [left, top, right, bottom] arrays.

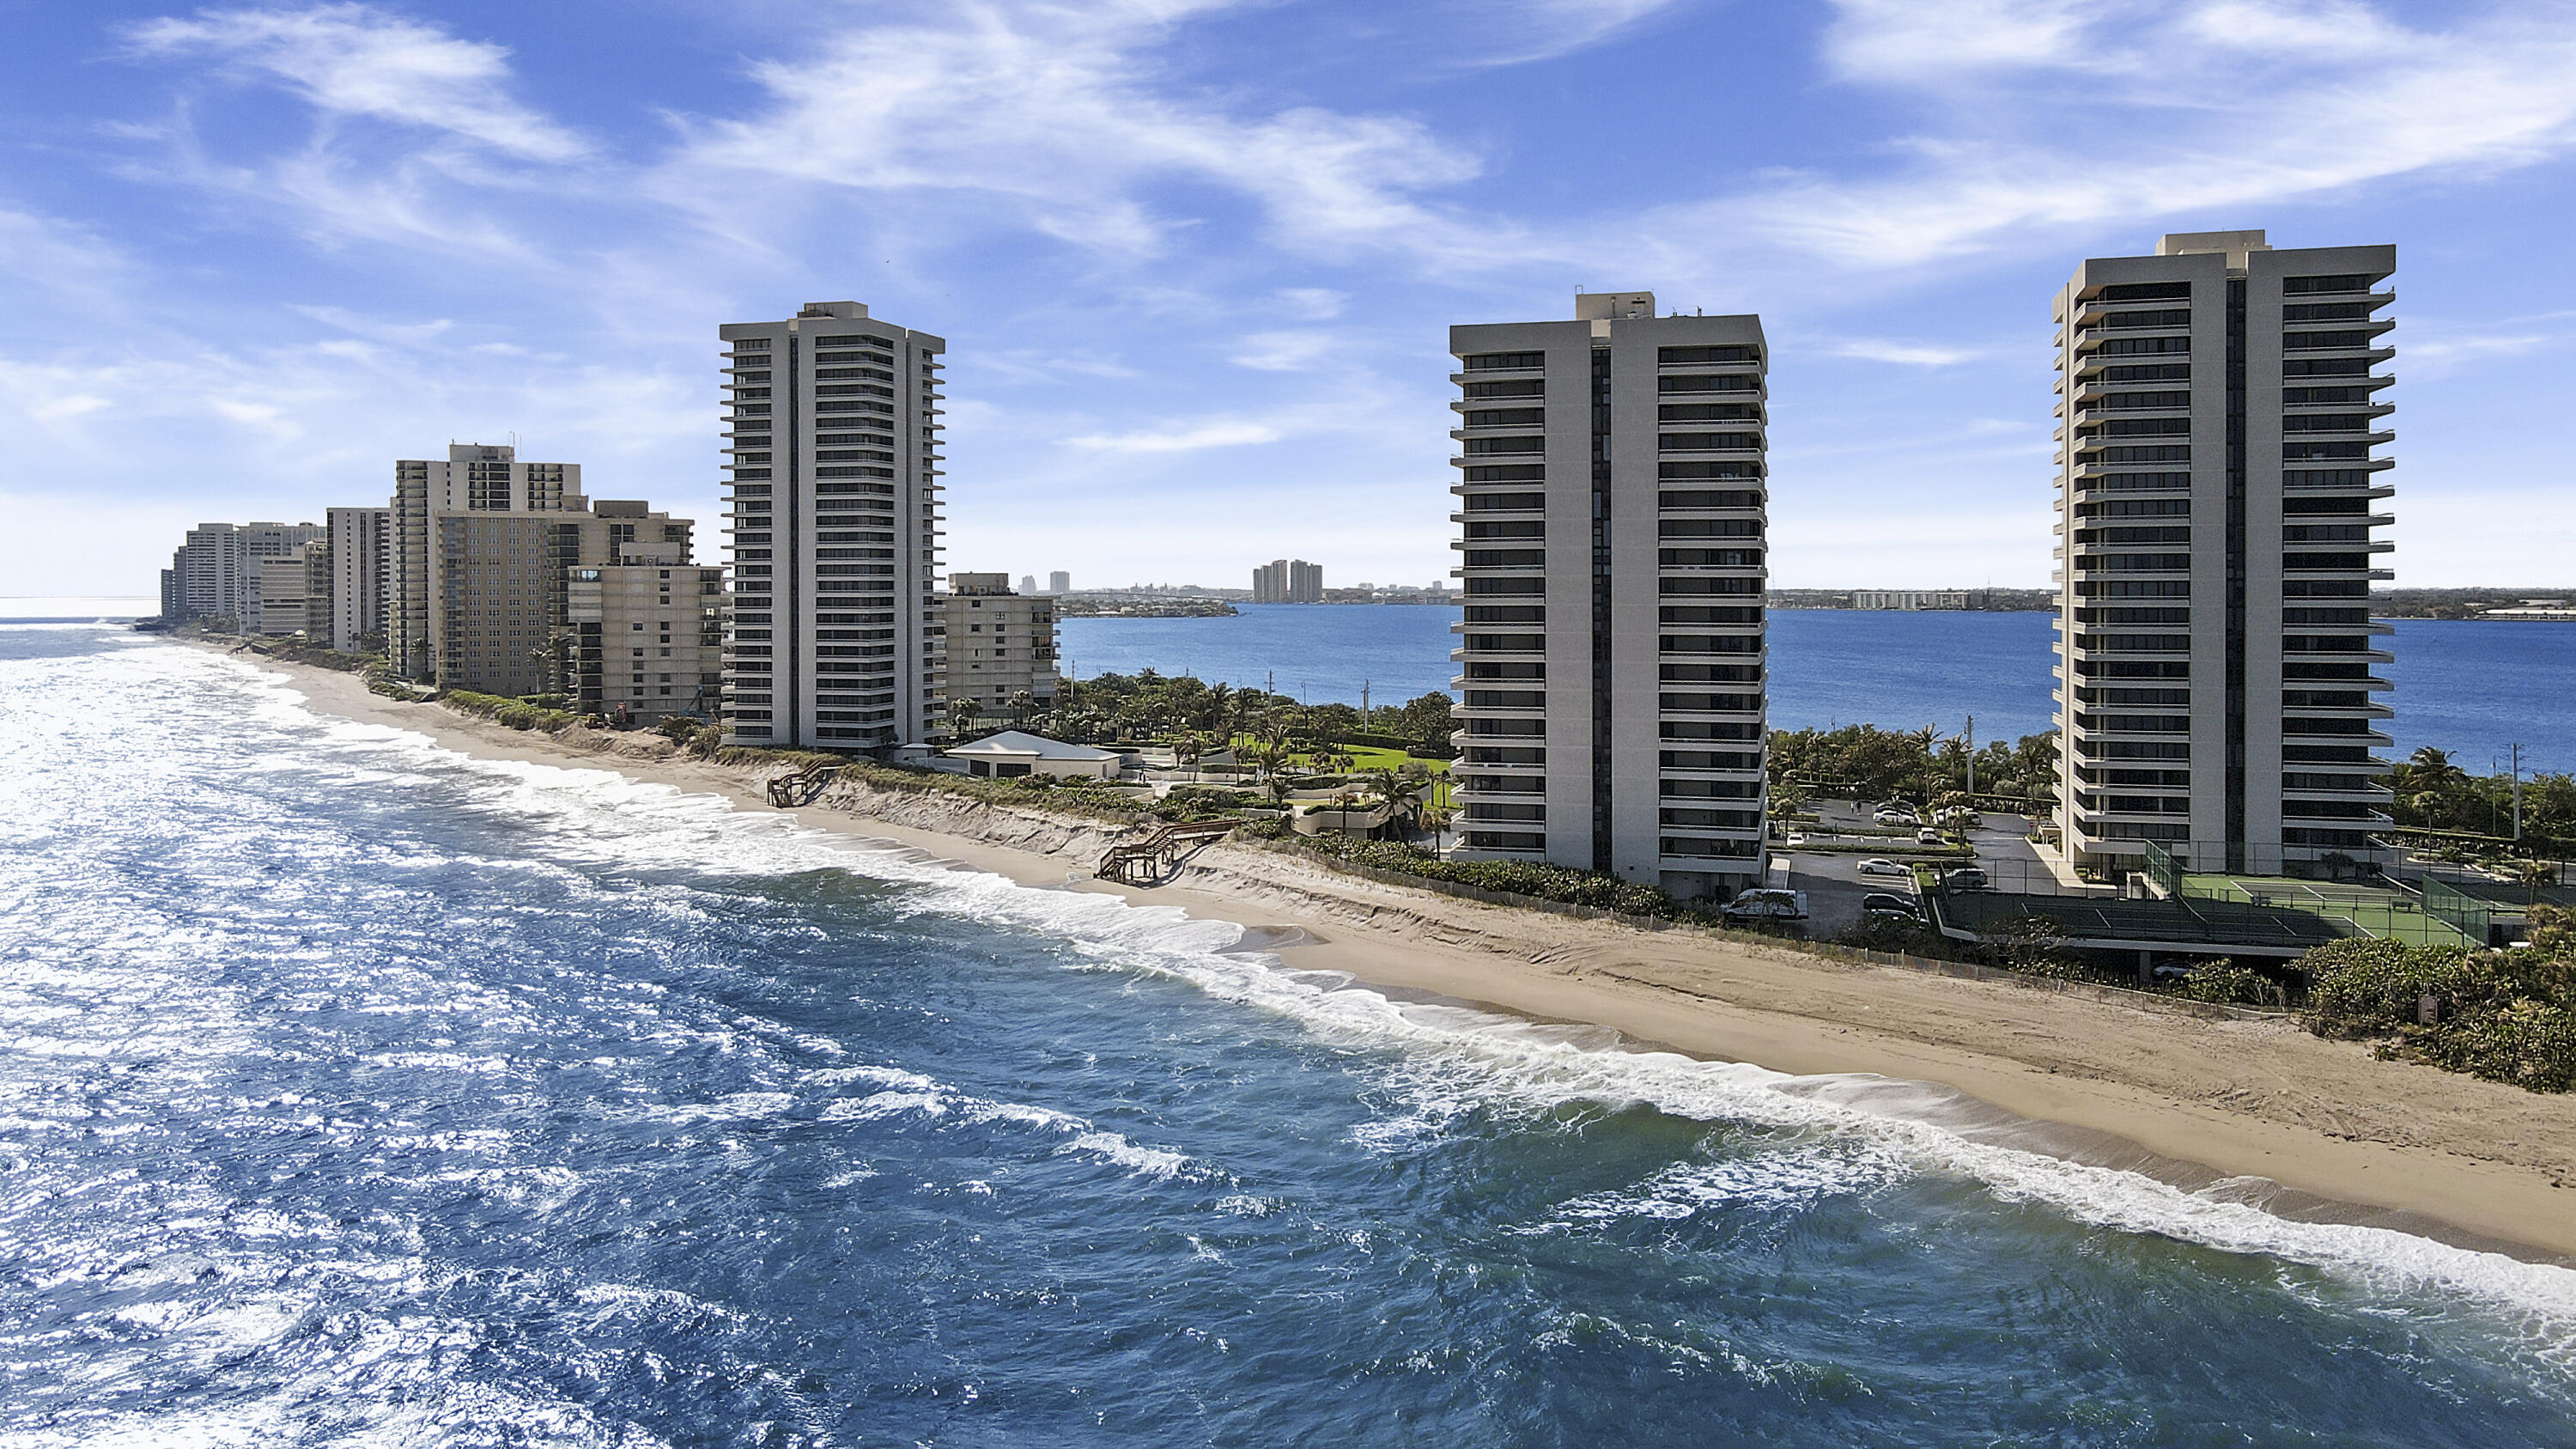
[[221, 645, 2576, 1263]]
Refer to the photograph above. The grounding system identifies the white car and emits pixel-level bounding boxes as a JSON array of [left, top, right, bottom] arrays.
[[1783, 831, 1808, 847], [1916, 827, 1944, 845], [1721, 887, 1809, 922], [1856, 858, 1907, 877]]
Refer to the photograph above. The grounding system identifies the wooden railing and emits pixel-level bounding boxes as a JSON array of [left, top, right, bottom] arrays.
[[766, 764, 841, 808], [1095, 819, 1241, 884]]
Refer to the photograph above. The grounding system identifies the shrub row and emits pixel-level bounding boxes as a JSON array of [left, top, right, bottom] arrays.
[[2300, 933, 2576, 1093], [441, 689, 579, 734]]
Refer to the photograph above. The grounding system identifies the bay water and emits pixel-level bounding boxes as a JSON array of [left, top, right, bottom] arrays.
[[1062, 606, 2576, 772], [3, 624, 2574, 1445]]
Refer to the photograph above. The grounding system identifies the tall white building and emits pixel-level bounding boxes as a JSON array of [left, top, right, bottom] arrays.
[[167, 521, 325, 628], [328, 506, 391, 653], [388, 444, 582, 680], [1048, 570, 1071, 596], [1448, 292, 1769, 902], [718, 301, 946, 750], [2052, 231, 2397, 877]]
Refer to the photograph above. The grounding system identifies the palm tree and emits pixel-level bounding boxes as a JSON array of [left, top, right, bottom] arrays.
[[946, 694, 984, 740], [1009, 689, 1036, 728], [1365, 767, 1430, 834], [1422, 805, 1455, 859]]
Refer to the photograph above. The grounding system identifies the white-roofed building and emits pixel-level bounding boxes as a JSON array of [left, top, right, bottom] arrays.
[[942, 730, 1124, 780]]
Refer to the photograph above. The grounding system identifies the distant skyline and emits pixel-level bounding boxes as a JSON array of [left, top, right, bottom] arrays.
[[8, 1, 2576, 596]]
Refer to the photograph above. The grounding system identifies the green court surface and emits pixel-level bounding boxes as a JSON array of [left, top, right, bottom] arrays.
[[2178, 874, 2475, 947], [1932, 890, 2357, 953]]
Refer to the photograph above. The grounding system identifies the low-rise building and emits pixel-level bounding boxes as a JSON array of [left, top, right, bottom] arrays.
[[943, 573, 1060, 715], [942, 729, 1121, 779], [567, 562, 724, 721]]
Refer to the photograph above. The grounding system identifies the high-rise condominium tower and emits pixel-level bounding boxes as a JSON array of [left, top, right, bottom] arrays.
[[718, 301, 946, 750], [327, 506, 391, 653], [388, 444, 581, 680], [1448, 291, 1769, 902], [1251, 559, 1322, 604], [2052, 231, 2396, 877], [1048, 570, 1071, 596]]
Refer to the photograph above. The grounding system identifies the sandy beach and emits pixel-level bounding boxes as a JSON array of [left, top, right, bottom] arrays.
[[236, 648, 2576, 1263]]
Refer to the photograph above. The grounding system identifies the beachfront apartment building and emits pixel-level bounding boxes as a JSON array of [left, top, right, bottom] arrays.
[[328, 506, 391, 653], [1252, 559, 1323, 604], [164, 521, 325, 628], [718, 301, 947, 752], [1048, 570, 1070, 595], [252, 542, 331, 638], [943, 573, 1060, 717], [567, 560, 724, 722], [1448, 291, 1770, 903], [2052, 231, 2397, 878], [389, 445, 583, 682], [421, 500, 696, 698]]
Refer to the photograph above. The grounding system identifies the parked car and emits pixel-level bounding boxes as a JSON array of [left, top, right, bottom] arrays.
[[1944, 868, 1993, 892], [1856, 857, 1907, 877], [1721, 888, 1810, 922], [1861, 892, 1922, 920], [1935, 807, 1982, 827], [1875, 810, 1922, 827], [1783, 831, 1808, 847]]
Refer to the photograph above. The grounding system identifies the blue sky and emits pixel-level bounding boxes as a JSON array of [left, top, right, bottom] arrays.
[[6, 0, 2575, 599]]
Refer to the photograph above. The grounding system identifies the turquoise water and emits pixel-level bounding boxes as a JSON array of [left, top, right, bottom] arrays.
[[1061, 606, 2576, 770], [3, 624, 2574, 1445]]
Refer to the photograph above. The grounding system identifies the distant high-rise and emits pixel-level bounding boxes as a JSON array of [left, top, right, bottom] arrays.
[[387, 444, 581, 680], [327, 506, 391, 653], [1252, 558, 1323, 604], [2052, 231, 2397, 877], [1048, 570, 1070, 595], [1018, 573, 1038, 595], [1449, 290, 1769, 901], [167, 521, 324, 629], [719, 301, 946, 751]]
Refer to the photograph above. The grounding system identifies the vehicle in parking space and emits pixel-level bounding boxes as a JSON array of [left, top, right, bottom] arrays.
[[1943, 868, 1993, 892], [1916, 827, 1943, 845], [1856, 857, 1907, 877], [1721, 887, 1809, 922], [1935, 807, 1982, 827], [1783, 832, 1807, 847], [1860, 892, 1922, 920], [1874, 810, 1921, 827]]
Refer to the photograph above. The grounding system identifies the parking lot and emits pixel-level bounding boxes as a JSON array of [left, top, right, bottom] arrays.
[[1765, 803, 2043, 940]]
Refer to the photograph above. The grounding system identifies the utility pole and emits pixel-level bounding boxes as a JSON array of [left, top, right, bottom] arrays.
[[1965, 714, 1975, 801], [2513, 742, 2525, 843], [1362, 679, 1370, 728]]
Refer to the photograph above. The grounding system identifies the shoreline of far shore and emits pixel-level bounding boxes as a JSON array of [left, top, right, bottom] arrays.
[[208, 642, 2576, 1266]]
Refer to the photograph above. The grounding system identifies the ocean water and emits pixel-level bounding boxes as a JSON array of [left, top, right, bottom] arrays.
[[1062, 606, 2576, 770], [3, 624, 2575, 1446]]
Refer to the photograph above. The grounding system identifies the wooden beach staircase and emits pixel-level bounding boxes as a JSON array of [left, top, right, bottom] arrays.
[[766, 764, 841, 808], [1095, 819, 1241, 885]]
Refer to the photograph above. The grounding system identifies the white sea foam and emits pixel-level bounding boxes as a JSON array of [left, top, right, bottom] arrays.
[[213, 646, 2576, 1342]]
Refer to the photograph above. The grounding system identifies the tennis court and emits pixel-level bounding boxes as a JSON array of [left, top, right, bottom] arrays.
[[1933, 890, 2357, 954], [2178, 873, 2475, 947]]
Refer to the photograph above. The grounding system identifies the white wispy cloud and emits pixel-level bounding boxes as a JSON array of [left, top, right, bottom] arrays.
[[1750, 1, 2576, 269], [1066, 419, 1285, 452], [665, 0, 1481, 260], [1230, 331, 1337, 371], [1830, 338, 1987, 366], [125, 3, 587, 161]]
